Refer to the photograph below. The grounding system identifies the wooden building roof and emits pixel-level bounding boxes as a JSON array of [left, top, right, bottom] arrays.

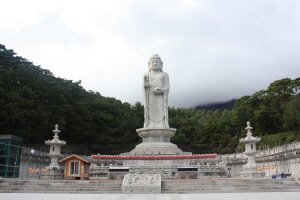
[[59, 154, 95, 164]]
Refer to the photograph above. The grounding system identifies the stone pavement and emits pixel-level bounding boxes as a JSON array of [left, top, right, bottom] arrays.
[[1, 192, 300, 200]]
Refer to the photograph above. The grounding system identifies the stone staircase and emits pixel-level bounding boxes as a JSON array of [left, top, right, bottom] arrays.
[[0, 178, 299, 194], [161, 179, 300, 193], [0, 179, 122, 193]]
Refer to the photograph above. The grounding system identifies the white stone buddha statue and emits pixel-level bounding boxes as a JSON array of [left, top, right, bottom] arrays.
[[143, 54, 169, 128]]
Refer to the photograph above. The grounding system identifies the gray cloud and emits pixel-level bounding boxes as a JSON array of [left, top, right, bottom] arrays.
[[1, 0, 300, 108]]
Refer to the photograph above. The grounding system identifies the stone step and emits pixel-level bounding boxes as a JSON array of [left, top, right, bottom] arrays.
[[1, 184, 122, 187], [162, 182, 298, 187], [1, 179, 299, 194], [162, 182, 297, 187], [160, 179, 300, 193], [162, 186, 300, 190], [0, 187, 122, 190], [162, 185, 300, 189], [162, 181, 297, 185], [0, 190, 121, 194], [162, 189, 300, 193], [0, 180, 123, 193], [0, 187, 121, 190], [162, 182, 297, 185], [0, 181, 122, 185], [1, 188, 120, 192], [0, 185, 122, 188], [162, 188, 300, 192], [0, 180, 122, 183], [162, 183, 299, 188], [0, 187, 122, 191], [162, 179, 294, 183]]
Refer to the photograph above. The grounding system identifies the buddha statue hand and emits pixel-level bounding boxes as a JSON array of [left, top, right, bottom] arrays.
[[144, 74, 149, 88], [153, 87, 164, 95]]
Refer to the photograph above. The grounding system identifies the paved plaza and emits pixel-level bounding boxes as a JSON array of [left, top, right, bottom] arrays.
[[1, 192, 300, 200]]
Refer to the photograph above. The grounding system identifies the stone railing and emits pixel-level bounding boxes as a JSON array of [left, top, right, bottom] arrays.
[[292, 171, 300, 185]]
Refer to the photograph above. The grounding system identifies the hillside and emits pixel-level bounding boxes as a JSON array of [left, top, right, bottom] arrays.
[[0, 44, 143, 154]]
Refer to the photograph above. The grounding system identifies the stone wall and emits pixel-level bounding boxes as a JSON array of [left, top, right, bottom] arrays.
[[211, 141, 300, 178], [19, 148, 50, 179], [17, 141, 300, 180], [18, 147, 94, 180]]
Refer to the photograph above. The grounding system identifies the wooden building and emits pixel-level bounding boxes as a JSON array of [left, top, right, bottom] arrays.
[[59, 155, 95, 180]]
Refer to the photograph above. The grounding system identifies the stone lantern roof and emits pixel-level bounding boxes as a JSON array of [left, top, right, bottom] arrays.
[[239, 121, 260, 144], [45, 124, 66, 145]]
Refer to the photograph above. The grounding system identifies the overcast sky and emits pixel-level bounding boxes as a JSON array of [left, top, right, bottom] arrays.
[[1, 0, 300, 108]]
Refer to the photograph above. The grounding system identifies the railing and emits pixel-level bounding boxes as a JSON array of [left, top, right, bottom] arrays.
[[291, 168, 300, 185], [91, 154, 218, 160]]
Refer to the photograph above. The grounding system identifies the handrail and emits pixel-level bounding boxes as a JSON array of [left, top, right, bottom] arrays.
[[91, 154, 218, 160]]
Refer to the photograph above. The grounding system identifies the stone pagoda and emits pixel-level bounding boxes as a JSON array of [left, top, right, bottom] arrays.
[[239, 121, 264, 178], [45, 124, 66, 170]]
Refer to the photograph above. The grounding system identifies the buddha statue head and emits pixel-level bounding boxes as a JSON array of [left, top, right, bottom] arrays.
[[148, 54, 163, 72]]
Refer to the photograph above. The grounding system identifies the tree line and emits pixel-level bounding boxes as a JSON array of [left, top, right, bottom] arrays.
[[1, 44, 299, 155]]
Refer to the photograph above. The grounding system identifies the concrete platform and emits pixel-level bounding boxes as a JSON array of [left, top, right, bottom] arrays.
[[1, 192, 300, 200]]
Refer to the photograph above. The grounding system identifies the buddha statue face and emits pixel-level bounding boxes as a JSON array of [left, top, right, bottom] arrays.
[[148, 54, 163, 72]]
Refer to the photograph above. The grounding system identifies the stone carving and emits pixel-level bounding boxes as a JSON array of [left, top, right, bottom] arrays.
[[143, 54, 169, 128], [122, 173, 161, 194]]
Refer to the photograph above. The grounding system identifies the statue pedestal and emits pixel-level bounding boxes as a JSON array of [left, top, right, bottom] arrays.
[[130, 128, 183, 155], [124, 128, 187, 167]]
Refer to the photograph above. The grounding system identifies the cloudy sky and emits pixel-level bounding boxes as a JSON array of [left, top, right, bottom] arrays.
[[1, 0, 300, 108]]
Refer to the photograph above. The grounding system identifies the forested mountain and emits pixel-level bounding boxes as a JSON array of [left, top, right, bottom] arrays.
[[0, 44, 143, 154], [1, 44, 300, 155]]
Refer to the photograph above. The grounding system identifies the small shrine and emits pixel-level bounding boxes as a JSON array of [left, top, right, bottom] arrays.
[[59, 155, 95, 180], [239, 121, 265, 178], [45, 124, 66, 170]]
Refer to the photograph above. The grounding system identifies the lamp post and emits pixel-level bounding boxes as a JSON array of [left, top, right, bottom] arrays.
[[13, 144, 20, 178], [25, 149, 35, 179], [52, 167, 57, 180], [227, 167, 231, 178], [38, 149, 43, 180]]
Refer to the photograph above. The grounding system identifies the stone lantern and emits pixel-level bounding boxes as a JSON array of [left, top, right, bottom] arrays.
[[239, 121, 264, 178], [45, 124, 66, 170]]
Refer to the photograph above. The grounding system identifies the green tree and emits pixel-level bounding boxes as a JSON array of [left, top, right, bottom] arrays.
[[283, 94, 300, 136]]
